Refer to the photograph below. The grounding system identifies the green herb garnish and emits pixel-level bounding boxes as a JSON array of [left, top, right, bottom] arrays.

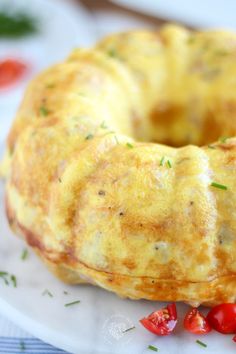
[[0, 272, 9, 285], [11, 275, 17, 288], [0, 271, 8, 276], [167, 160, 172, 168], [160, 156, 165, 166], [126, 142, 134, 149], [107, 48, 117, 58], [19, 340, 25, 352], [214, 50, 229, 56], [107, 49, 124, 61], [105, 130, 116, 136], [100, 121, 108, 129], [219, 136, 228, 143], [148, 345, 158, 352], [65, 300, 80, 307], [210, 182, 228, 190], [21, 249, 28, 260], [0, 272, 17, 286], [122, 326, 135, 333], [42, 289, 53, 297], [196, 339, 207, 348], [85, 134, 94, 140], [0, 10, 38, 38], [39, 105, 49, 116], [114, 135, 119, 144], [46, 83, 55, 89], [208, 144, 216, 149]]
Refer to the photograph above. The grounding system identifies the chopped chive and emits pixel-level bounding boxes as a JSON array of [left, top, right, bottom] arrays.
[[122, 326, 135, 333], [9, 146, 14, 156], [196, 339, 207, 348], [39, 105, 50, 116], [214, 49, 229, 56], [114, 135, 119, 144], [219, 136, 228, 143], [0, 272, 17, 287], [160, 156, 165, 166], [0, 271, 8, 276], [0, 274, 9, 285], [21, 248, 28, 260], [2, 277, 9, 285], [85, 134, 94, 140], [58, 177, 62, 183], [210, 182, 228, 190], [11, 275, 17, 288], [167, 160, 172, 168], [208, 144, 216, 149], [100, 121, 108, 129], [107, 48, 117, 58], [105, 130, 116, 136], [63, 291, 68, 295], [148, 345, 158, 352], [19, 340, 25, 351], [46, 83, 55, 89], [65, 300, 80, 307], [0, 11, 38, 39], [42, 289, 53, 297], [0, 272, 9, 285], [126, 142, 133, 149]]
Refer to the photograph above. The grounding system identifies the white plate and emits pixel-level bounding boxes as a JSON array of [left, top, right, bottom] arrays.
[[111, 0, 236, 29], [0, 155, 235, 353], [0, 0, 96, 144]]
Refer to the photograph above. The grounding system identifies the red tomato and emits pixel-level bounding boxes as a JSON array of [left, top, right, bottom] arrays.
[[0, 59, 27, 88], [184, 308, 211, 334], [233, 334, 236, 342], [207, 303, 236, 334], [140, 303, 177, 336]]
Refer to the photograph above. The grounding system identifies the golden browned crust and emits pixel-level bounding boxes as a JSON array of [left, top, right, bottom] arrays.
[[6, 196, 236, 306], [2, 24, 236, 305]]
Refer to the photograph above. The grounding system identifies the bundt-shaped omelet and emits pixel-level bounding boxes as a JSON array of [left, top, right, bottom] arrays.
[[2, 25, 236, 306]]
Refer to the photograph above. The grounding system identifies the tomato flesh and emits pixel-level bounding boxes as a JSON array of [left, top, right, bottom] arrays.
[[140, 303, 177, 336], [233, 334, 236, 342], [207, 303, 236, 334], [184, 308, 211, 334], [0, 59, 27, 88]]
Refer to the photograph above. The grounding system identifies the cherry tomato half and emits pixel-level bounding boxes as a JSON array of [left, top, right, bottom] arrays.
[[184, 308, 211, 334], [140, 303, 177, 336], [207, 303, 236, 334], [0, 59, 27, 88]]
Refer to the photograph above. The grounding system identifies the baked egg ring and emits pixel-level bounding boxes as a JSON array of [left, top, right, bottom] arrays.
[[1, 25, 236, 306]]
